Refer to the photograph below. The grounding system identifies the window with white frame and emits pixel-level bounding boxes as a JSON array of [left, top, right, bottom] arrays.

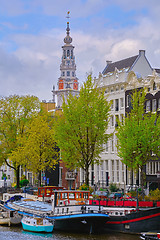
[[111, 135, 114, 152], [115, 99, 119, 111], [101, 162, 104, 185], [111, 160, 114, 182], [152, 99, 156, 112], [158, 98, 160, 110], [97, 165, 100, 182], [120, 98, 124, 108], [111, 115, 114, 127], [122, 171, 124, 183], [115, 115, 119, 127], [146, 100, 150, 112], [116, 160, 119, 170], [110, 100, 114, 110], [126, 95, 129, 107], [106, 141, 109, 152], [67, 71, 70, 76], [105, 160, 108, 171], [120, 114, 124, 123], [117, 171, 119, 182]]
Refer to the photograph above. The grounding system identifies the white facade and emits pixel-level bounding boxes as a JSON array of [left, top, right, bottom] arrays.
[[83, 50, 160, 191]]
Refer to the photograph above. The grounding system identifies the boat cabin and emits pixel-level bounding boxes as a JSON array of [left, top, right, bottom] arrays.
[[55, 190, 90, 206], [38, 186, 64, 198]]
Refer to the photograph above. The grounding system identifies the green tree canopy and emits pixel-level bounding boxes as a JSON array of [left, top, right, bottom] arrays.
[[0, 95, 41, 188], [10, 112, 58, 186], [54, 75, 110, 185], [116, 89, 160, 188]]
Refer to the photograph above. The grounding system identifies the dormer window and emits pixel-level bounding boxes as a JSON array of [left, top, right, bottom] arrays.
[[153, 82, 157, 90]]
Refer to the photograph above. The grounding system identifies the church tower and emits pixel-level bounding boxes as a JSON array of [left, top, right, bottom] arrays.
[[53, 12, 79, 108]]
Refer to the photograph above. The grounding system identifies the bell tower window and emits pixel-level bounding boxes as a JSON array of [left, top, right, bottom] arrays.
[[63, 50, 66, 59], [67, 50, 70, 57], [67, 71, 70, 76]]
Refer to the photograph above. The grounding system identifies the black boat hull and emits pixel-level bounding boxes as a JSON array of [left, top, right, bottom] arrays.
[[53, 213, 109, 234], [105, 207, 160, 233]]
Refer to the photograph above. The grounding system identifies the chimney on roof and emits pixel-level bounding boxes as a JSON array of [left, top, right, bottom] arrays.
[[106, 60, 112, 65], [139, 50, 145, 56]]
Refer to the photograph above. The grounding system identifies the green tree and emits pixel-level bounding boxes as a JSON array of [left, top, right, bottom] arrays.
[[0, 95, 41, 188], [11, 113, 58, 186], [54, 75, 110, 186], [116, 89, 160, 190]]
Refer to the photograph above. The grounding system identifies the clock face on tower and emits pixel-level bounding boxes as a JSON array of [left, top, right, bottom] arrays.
[[59, 80, 64, 90], [73, 80, 78, 90]]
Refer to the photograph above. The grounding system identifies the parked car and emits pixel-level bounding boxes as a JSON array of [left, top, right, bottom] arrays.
[[120, 194, 135, 200], [92, 190, 108, 198], [109, 192, 123, 199]]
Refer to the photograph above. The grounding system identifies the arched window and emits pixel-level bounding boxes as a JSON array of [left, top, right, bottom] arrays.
[[67, 50, 70, 57]]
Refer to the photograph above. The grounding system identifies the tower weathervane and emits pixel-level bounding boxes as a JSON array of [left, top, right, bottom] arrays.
[[66, 11, 70, 20]]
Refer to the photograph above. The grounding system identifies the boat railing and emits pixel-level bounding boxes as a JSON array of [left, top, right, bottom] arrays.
[[52, 204, 103, 216], [8, 202, 52, 216]]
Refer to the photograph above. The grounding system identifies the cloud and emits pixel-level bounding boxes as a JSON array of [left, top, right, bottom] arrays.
[[0, 0, 160, 101]]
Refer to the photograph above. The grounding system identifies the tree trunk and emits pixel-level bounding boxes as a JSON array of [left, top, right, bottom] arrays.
[[85, 164, 89, 187], [140, 166, 146, 198], [38, 171, 41, 187], [16, 165, 20, 189]]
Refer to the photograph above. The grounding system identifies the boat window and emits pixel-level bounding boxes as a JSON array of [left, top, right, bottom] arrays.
[[76, 193, 79, 199], [69, 193, 75, 199], [66, 208, 69, 213], [38, 189, 41, 196], [57, 209, 59, 214], [62, 193, 68, 199], [79, 193, 82, 198], [58, 193, 61, 199], [62, 208, 64, 214], [46, 188, 51, 196], [83, 193, 88, 199]]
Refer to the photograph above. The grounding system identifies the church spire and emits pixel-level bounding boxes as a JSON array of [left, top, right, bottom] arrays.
[[64, 11, 72, 45], [54, 11, 79, 108]]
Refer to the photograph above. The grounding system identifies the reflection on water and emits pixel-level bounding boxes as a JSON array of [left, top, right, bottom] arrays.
[[22, 230, 53, 238], [0, 226, 140, 240]]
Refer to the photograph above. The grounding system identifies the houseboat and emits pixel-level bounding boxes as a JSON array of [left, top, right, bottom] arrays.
[[49, 190, 110, 233], [21, 216, 53, 233]]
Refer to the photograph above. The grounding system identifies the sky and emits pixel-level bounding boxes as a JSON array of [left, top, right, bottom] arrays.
[[0, 0, 160, 101]]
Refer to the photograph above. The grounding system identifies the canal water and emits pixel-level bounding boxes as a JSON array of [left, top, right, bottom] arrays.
[[0, 226, 140, 240]]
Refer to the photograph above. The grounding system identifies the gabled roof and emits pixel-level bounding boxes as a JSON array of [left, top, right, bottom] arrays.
[[102, 55, 138, 75]]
